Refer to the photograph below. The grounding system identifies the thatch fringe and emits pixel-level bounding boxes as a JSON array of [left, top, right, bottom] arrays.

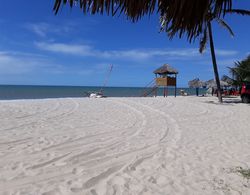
[[53, 0, 233, 42]]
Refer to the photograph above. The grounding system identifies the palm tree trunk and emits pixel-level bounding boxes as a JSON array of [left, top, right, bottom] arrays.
[[208, 21, 223, 103]]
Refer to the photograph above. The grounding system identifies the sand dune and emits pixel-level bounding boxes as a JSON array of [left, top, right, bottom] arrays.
[[0, 97, 250, 195]]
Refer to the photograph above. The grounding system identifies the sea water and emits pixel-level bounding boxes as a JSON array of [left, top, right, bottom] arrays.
[[0, 85, 208, 100]]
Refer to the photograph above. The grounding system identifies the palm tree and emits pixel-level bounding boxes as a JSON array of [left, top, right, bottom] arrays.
[[229, 55, 250, 85], [196, 10, 249, 102], [53, 0, 250, 102]]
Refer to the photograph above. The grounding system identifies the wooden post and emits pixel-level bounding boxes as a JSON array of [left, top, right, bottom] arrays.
[[175, 74, 177, 97]]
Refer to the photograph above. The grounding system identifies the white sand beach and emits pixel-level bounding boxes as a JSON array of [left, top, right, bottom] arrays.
[[0, 96, 250, 195]]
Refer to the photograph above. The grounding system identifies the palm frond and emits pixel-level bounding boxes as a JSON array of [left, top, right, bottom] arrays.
[[53, 0, 233, 42], [53, 0, 62, 14], [229, 55, 250, 83], [215, 18, 234, 37], [228, 66, 236, 75], [225, 9, 250, 16], [199, 26, 208, 53]]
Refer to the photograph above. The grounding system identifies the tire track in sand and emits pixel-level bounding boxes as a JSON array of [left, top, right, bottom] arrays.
[[82, 98, 182, 195], [0, 98, 182, 195]]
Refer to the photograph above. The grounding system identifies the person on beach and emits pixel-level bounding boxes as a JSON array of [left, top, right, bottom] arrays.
[[196, 87, 199, 96]]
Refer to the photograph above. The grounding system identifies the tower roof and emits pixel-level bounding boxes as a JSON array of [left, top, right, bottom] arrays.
[[153, 64, 178, 75]]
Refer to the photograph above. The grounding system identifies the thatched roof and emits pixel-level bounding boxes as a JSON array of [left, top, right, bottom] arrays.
[[221, 75, 234, 85], [205, 79, 229, 88], [53, 0, 235, 42], [153, 64, 178, 75], [188, 78, 205, 88]]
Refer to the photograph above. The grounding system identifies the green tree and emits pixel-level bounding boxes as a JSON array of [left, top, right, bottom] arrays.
[[53, 0, 250, 103], [230, 55, 250, 85]]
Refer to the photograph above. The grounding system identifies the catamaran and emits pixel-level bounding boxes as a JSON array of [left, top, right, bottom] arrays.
[[87, 64, 113, 98]]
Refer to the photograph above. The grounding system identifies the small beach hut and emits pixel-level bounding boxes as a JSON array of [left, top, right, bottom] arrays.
[[188, 78, 205, 96], [153, 64, 178, 97], [221, 75, 234, 86], [205, 79, 229, 96], [205, 79, 229, 88]]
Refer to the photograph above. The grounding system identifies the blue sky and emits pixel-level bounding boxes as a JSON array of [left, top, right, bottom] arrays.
[[0, 0, 249, 87]]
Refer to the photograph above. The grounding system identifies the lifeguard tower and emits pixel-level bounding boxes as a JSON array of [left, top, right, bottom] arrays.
[[142, 64, 178, 97], [154, 64, 178, 97]]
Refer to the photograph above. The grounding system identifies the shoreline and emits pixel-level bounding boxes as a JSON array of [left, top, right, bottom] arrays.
[[0, 85, 208, 100]]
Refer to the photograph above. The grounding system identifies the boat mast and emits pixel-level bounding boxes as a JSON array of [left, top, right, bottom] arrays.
[[100, 64, 113, 93]]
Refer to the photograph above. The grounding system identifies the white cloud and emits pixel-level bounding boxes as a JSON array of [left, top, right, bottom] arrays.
[[101, 49, 200, 60], [26, 22, 73, 37], [0, 52, 40, 74], [26, 23, 49, 37], [35, 42, 93, 56], [0, 51, 64, 75], [0, 50, 101, 77], [35, 42, 206, 60], [215, 49, 238, 56], [35, 41, 239, 62]]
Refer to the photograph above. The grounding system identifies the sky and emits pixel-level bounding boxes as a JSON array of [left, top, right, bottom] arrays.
[[0, 0, 249, 87]]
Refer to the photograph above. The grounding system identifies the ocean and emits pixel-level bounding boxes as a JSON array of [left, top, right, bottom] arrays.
[[0, 85, 208, 100]]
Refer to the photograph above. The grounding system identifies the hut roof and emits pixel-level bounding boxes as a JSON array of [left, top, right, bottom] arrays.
[[188, 78, 205, 88], [205, 79, 229, 88], [221, 75, 234, 85], [153, 64, 178, 75]]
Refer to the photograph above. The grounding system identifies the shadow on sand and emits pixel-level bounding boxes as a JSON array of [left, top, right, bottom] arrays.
[[204, 96, 250, 106]]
